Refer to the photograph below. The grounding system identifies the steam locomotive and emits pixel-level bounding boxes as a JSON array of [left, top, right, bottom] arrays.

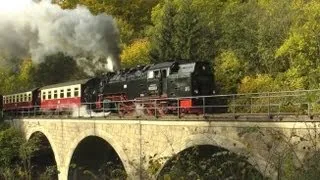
[[0, 61, 215, 116]]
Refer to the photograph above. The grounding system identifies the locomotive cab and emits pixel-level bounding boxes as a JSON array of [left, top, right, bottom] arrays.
[[192, 62, 215, 96], [146, 62, 177, 97], [166, 61, 215, 113], [166, 61, 214, 97], [146, 61, 214, 98]]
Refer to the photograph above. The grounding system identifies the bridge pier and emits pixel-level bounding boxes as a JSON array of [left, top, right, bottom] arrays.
[[58, 165, 68, 180]]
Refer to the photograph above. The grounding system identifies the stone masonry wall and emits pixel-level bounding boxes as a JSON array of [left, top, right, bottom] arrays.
[[10, 118, 320, 180]]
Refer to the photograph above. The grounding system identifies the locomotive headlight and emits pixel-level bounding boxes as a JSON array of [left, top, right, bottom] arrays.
[[194, 90, 199, 94]]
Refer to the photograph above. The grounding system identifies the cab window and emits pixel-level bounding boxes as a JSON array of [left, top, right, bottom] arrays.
[[161, 69, 167, 78], [154, 70, 160, 78], [147, 71, 154, 79]]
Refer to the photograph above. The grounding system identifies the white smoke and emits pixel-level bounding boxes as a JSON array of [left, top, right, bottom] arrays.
[[72, 103, 147, 118], [0, 0, 120, 72], [72, 105, 111, 118]]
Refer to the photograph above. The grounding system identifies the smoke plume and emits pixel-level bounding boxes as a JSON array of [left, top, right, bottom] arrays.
[[0, 0, 120, 73]]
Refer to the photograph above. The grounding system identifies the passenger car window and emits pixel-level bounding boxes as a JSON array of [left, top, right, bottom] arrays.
[[67, 89, 71, 97], [60, 89, 64, 98], [54, 90, 58, 99], [48, 91, 52, 99], [74, 87, 79, 97], [43, 92, 46, 100]]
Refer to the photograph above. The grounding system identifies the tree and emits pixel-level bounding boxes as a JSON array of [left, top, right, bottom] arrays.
[[173, 0, 214, 62], [16, 59, 36, 92], [238, 74, 278, 94], [115, 18, 135, 48], [0, 126, 24, 179], [0, 59, 35, 94], [0, 123, 58, 179], [33, 53, 87, 86], [149, 0, 177, 62], [0, 68, 11, 94], [149, 0, 215, 62], [256, 0, 292, 74], [219, 1, 261, 74], [214, 51, 244, 94], [120, 38, 151, 68], [274, 68, 306, 91], [276, 0, 320, 89]]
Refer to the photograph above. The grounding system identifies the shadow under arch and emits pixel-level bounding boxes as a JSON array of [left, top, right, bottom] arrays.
[[68, 136, 127, 180], [155, 133, 275, 179], [65, 129, 131, 180], [26, 127, 61, 167], [157, 144, 264, 179], [27, 131, 58, 179]]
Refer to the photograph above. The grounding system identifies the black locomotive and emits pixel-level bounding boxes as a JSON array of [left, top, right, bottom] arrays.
[[84, 61, 215, 115]]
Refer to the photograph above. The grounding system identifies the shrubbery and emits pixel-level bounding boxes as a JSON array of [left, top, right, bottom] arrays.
[[0, 123, 58, 179]]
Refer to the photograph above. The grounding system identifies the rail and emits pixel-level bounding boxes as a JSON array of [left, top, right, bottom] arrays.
[[2, 89, 320, 120]]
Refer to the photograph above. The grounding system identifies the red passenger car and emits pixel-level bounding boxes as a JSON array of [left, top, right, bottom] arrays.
[[39, 79, 91, 111], [2, 89, 40, 112]]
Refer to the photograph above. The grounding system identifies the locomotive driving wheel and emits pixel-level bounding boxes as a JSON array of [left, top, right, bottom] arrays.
[[140, 99, 168, 118], [156, 100, 168, 117], [118, 101, 135, 117], [142, 100, 155, 116]]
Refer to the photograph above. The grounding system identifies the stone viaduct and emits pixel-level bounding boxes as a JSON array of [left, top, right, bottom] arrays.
[[9, 116, 320, 180]]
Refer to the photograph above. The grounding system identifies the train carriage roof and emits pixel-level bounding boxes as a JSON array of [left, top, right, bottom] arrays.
[[149, 61, 176, 70], [39, 78, 92, 90], [3, 88, 39, 96]]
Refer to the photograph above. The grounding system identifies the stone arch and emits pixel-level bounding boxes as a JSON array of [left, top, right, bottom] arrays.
[[25, 127, 60, 170], [157, 133, 276, 179], [64, 129, 132, 179]]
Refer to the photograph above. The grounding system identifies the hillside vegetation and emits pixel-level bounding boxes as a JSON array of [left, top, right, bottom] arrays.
[[1, 0, 319, 95]]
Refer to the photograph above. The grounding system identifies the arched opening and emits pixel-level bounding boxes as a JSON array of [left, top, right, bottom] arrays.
[[68, 136, 127, 180], [27, 131, 58, 179], [158, 145, 263, 179]]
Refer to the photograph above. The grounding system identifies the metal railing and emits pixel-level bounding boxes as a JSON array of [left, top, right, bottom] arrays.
[[2, 89, 320, 120]]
